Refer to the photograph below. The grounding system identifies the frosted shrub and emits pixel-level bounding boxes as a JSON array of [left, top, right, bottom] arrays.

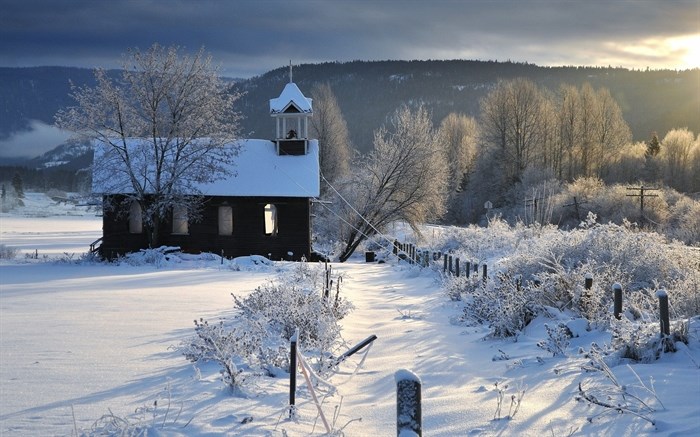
[[442, 215, 699, 338], [663, 195, 700, 245], [183, 318, 246, 392], [182, 263, 353, 391], [232, 278, 353, 370], [0, 244, 18, 259], [460, 275, 541, 337], [122, 246, 180, 267], [537, 323, 572, 357]]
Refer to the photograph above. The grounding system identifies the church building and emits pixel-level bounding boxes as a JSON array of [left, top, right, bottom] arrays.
[[92, 78, 320, 261]]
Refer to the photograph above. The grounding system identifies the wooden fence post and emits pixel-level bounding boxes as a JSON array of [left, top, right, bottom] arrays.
[[613, 283, 623, 319], [466, 261, 470, 278], [584, 273, 593, 290], [656, 289, 670, 336], [393, 240, 399, 255], [455, 258, 460, 277], [443, 254, 448, 273], [396, 369, 422, 436], [289, 329, 298, 417], [482, 264, 488, 282]]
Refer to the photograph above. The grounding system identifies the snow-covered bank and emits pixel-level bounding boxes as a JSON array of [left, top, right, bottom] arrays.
[[1, 194, 699, 436]]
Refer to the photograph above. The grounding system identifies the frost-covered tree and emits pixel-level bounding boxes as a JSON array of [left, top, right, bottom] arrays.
[[55, 44, 241, 247], [336, 104, 447, 261], [554, 83, 630, 180], [437, 113, 479, 222], [480, 78, 547, 187], [438, 113, 478, 194], [310, 82, 352, 189], [659, 128, 697, 192]]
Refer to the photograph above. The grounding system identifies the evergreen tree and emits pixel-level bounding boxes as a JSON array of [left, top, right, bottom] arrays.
[[11, 172, 24, 199], [646, 132, 661, 157]]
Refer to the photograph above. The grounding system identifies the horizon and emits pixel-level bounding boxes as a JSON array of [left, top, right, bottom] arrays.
[[3, 58, 700, 81]]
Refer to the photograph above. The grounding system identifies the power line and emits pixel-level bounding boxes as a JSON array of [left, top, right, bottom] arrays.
[[562, 196, 589, 221], [626, 185, 659, 227]]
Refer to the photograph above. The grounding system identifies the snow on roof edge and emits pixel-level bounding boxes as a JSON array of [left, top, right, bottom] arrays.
[[92, 138, 320, 198]]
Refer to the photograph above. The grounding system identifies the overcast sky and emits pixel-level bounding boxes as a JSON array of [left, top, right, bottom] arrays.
[[1, 0, 699, 78]]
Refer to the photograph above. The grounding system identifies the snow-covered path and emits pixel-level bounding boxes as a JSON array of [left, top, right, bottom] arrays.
[[331, 263, 496, 435]]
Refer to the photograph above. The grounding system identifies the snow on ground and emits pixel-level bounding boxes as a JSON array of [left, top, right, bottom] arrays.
[[1, 194, 699, 436]]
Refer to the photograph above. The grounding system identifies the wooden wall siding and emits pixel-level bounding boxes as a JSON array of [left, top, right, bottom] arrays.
[[99, 195, 312, 261]]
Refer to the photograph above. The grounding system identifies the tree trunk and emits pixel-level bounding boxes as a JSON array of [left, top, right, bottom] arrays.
[[338, 237, 364, 262], [338, 226, 376, 262], [148, 215, 161, 248]]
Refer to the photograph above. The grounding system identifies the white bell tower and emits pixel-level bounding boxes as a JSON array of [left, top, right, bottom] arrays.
[[269, 63, 313, 155]]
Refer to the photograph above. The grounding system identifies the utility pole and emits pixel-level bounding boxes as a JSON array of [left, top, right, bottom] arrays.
[[626, 185, 659, 227], [562, 196, 589, 221]]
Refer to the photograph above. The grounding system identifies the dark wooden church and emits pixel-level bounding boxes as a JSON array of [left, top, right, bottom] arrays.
[[93, 81, 320, 261]]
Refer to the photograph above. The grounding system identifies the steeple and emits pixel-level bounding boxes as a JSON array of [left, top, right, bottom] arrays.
[[269, 67, 313, 155]]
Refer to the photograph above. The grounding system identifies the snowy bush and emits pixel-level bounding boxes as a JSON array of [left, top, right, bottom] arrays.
[[457, 274, 542, 337], [578, 344, 662, 427], [181, 262, 353, 391], [537, 323, 573, 357], [232, 276, 353, 371], [440, 215, 699, 338], [121, 246, 181, 267], [183, 318, 247, 392], [0, 244, 18, 259]]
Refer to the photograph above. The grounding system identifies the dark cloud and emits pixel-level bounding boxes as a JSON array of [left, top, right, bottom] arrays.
[[1, 0, 698, 77]]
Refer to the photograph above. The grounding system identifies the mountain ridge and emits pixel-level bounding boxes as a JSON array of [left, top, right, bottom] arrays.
[[1, 61, 698, 166]]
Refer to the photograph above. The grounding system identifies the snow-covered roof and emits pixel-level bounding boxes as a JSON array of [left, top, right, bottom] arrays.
[[269, 82, 313, 114], [92, 139, 320, 198]]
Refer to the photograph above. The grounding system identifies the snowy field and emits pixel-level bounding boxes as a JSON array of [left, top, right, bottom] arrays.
[[1, 193, 699, 436]]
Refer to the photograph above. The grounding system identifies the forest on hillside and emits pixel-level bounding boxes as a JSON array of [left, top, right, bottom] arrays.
[[233, 60, 700, 152], [1, 61, 698, 245]]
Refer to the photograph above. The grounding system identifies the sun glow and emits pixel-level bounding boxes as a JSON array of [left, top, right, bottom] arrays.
[[616, 34, 700, 70], [667, 35, 700, 69]]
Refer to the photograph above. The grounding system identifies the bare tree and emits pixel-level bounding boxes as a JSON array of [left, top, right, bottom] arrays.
[[554, 83, 631, 180], [336, 104, 447, 262], [594, 86, 632, 179], [660, 128, 697, 192], [480, 78, 547, 187], [557, 84, 581, 180], [310, 82, 352, 189], [438, 113, 479, 194], [437, 113, 479, 222], [55, 44, 241, 247]]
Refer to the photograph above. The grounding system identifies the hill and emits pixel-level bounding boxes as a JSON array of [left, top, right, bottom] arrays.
[[234, 60, 700, 152], [1, 61, 698, 160]]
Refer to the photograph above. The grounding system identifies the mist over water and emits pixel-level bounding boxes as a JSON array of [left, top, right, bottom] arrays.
[[0, 120, 72, 159]]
